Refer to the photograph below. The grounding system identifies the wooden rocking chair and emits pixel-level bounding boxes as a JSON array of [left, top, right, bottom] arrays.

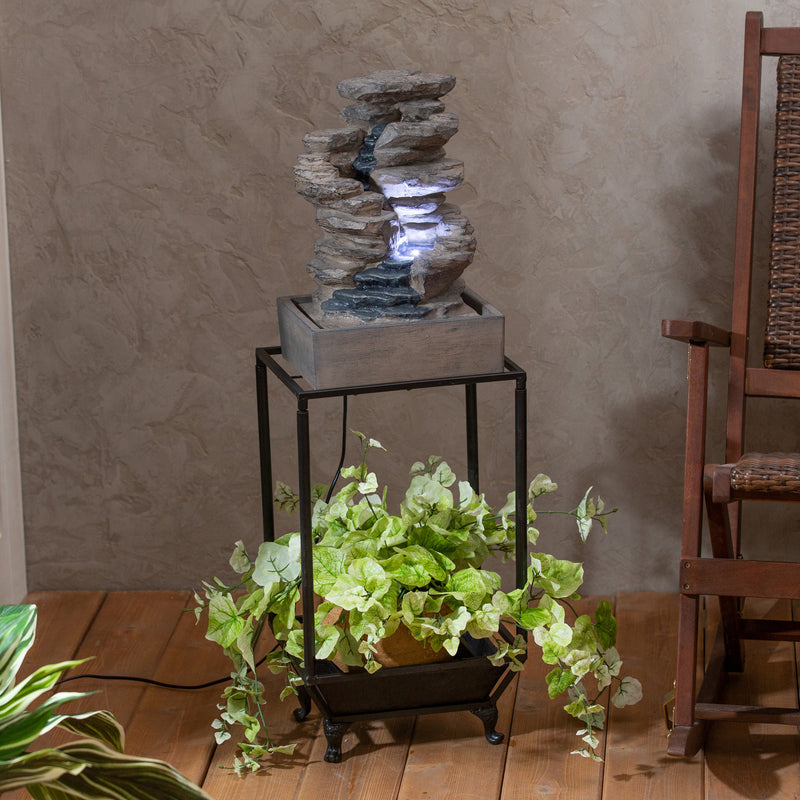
[[663, 11, 800, 757]]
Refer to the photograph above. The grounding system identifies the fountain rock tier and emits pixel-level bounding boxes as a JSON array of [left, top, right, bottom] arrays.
[[294, 69, 477, 327]]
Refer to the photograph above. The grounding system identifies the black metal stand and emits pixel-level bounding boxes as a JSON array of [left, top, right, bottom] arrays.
[[255, 346, 528, 761]]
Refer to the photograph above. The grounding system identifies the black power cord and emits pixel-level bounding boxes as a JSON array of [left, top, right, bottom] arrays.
[[324, 396, 348, 503], [57, 672, 233, 691], [56, 650, 276, 691], [56, 398, 351, 692]]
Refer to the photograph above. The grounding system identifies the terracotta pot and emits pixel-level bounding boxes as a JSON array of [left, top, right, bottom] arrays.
[[322, 605, 451, 671]]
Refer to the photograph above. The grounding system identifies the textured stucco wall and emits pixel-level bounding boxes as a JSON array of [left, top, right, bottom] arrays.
[[3, 0, 800, 593]]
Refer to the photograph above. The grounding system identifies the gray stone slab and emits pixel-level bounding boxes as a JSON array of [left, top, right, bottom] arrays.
[[337, 70, 456, 104], [370, 158, 464, 198], [303, 127, 364, 153]]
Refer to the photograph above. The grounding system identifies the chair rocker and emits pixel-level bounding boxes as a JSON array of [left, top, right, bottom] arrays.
[[663, 10, 800, 757]]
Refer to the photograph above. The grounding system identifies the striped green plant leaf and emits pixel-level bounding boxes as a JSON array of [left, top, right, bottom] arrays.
[[0, 745, 87, 794], [0, 657, 91, 717], [0, 690, 89, 761], [0, 605, 212, 800], [20, 739, 213, 800], [0, 604, 36, 695], [58, 709, 125, 753], [0, 704, 125, 762]]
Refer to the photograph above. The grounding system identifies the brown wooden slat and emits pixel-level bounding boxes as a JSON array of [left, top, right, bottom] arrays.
[[794, 599, 800, 710], [704, 599, 800, 800], [696, 702, 800, 724], [602, 592, 703, 800], [4, 591, 185, 800], [680, 557, 800, 600], [727, 9, 764, 468], [201, 633, 320, 800], [394, 677, 517, 800], [122, 604, 234, 785], [745, 367, 800, 398], [696, 627, 733, 705], [19, 590, 105, 669], [500, 598, 610, 800], [672, 339, 713, 739], [60, 591, 189, 727], [661, 319, 730, 346], [762, 26, 800, 56], [695, 598, 724, 724], [738, 618, 800, 640], [24, 590, 800, 799], [295, 716, 414, 800]]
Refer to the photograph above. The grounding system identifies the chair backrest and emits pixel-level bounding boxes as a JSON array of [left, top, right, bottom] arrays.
[[765, 54, 800, 369], [726, 12, 800, 464]]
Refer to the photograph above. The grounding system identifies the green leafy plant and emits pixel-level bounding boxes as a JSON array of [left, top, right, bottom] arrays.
[[0, 603, 213, 800], [196, 433, 641, 773]]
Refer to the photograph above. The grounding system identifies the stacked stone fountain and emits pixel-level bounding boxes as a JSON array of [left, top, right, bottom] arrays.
[[294, 70, 477, 327]]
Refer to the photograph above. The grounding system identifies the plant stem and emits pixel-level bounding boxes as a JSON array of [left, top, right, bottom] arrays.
[[560, 597, 580, 619], [365, 495, 379, 523]]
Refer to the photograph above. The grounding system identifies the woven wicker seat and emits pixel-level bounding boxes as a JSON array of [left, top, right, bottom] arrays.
[[730, 452, 800, 494], [662, 12, 800, 758]]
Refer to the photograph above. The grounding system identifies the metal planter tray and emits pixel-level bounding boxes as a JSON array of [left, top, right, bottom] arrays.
[[292, 632, 520, 763], [308, 655, 507, 717]]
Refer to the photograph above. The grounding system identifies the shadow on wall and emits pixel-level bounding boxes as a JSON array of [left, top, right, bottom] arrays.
[[586, 112, 742, 591], [619, 84, 800, 582]]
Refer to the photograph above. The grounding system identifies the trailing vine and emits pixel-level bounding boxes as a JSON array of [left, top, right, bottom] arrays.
[[195, 433, 641, 773]]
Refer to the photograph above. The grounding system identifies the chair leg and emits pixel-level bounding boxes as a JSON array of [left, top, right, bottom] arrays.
[[704, 495, 744, 672], [671, 486, 744, 758], [669, 592, 706, 756], [668, 342, 717, 757], [670, 620, 732, 756]]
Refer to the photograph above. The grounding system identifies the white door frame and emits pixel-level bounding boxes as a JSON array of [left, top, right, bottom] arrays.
[[0, 82, 27, 604]]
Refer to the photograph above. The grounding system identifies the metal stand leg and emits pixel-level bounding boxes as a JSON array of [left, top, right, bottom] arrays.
[[470, 704, 504, 744], [297, 399, 317, 680], [293, 686, 312, 722], [466, 383, 479, 492], [322, 719, 350, 763], [256, 360, 275, 542], [515, 375, 528, 590]]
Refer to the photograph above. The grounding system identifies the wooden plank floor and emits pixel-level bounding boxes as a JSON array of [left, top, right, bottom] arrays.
[[12, 591, 800, 800]]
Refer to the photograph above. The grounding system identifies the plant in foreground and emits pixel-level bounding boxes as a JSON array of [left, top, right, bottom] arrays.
[[196, 433, 642, 773], [0, 603, 213, 800]]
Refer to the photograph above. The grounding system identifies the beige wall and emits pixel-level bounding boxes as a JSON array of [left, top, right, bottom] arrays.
[[0, 81, 26, 604], [2, 0, 799, 594]]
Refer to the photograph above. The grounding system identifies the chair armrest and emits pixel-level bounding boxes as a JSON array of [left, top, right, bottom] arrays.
[[661, 319, 731, 347]]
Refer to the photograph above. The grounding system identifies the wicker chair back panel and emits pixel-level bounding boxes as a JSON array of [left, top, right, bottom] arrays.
[[765, 55, 800, 369]]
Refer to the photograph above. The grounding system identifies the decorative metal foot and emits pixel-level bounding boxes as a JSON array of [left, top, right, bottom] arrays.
[[293, 686, 312, 722], [471, 704, 504, 744], [322, 719, 350, 763]]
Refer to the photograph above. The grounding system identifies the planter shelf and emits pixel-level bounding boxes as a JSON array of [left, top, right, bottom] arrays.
[[255, 345, 528, 762]]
